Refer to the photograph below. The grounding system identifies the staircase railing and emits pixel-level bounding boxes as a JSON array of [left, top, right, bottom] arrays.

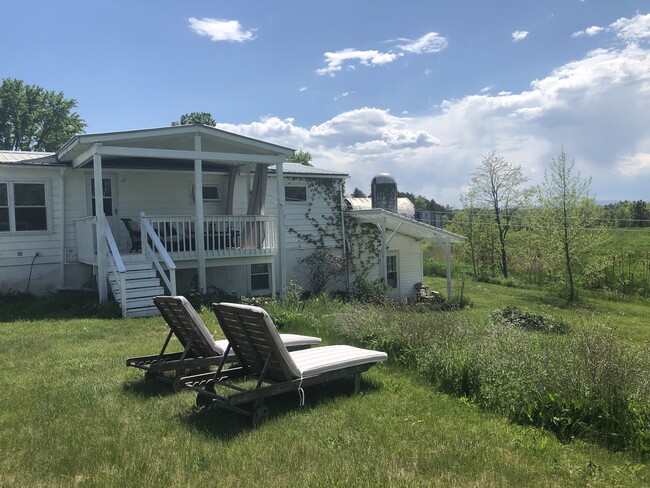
[[140, 214, 177, 296], [99, 215, 128, 317]]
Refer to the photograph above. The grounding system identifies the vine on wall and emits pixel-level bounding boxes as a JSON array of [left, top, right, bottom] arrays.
[[287, 178, 381, 284]]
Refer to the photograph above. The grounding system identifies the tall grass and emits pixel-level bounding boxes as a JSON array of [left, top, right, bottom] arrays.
[[286, 297, 649, 458]]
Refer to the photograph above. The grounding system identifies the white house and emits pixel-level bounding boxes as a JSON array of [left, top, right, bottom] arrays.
[[0, 124, 464, 316]]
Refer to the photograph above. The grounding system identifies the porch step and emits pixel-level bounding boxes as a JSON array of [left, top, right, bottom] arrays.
[[107, 258, 166, 318]]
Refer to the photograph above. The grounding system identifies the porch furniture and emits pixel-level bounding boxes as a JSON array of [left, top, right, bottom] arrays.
[[126, 296, 321, 387], [121, 218, 141, 252], [414, 282, 441, 302], [180, 302, 387, 425]]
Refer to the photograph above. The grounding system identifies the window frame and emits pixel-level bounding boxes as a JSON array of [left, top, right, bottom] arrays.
[[284, 184, 308, 204], [386, 254, 398, 289], [250, 262, 271, 292], [191, 183, 222, 203], [0, 180, 51, 234]]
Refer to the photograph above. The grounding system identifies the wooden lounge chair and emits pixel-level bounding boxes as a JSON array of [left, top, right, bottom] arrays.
[[180, 302, 387, 425], [126, 296, 321, 387]]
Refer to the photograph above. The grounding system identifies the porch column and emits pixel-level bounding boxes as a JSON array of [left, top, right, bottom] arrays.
[[194, 134, 207, 293], [93, 152, 108, 302], [275, 161, 286, 297]]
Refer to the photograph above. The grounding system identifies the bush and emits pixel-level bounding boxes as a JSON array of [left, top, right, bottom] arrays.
[[490, 306, 570, 334], [350, 276, 390, 305]]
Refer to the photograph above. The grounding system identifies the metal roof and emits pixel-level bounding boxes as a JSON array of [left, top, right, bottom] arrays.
[[345, 197, 415, 217], [348, 208, 465, 243], [271, 163, 349, 177], [0, 151, 60, 166]]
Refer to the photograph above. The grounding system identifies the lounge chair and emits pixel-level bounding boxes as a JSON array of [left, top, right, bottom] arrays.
[[180, 302, 387, 425], [126, 296, 321, 387]]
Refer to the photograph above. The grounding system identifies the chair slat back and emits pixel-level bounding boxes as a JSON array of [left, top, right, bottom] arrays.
[[213, 303, 300, 381], [154, 296, 218, 358]]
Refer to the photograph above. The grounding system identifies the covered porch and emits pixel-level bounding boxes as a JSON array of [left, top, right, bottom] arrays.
[[58, 124, 293, 316]]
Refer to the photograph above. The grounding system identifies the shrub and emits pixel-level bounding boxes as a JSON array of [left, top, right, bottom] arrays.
[[490, 306, 570, 334]]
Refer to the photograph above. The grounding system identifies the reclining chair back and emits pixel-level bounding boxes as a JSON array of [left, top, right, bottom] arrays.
[[212, 302, 301, 381], [154, 296, 218, 358]]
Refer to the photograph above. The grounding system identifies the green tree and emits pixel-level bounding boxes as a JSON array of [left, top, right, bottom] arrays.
[[468, 151, 527, 278], [287, 149, 312, 166], [171, 112, 216, 126], [351, 187, 366, 198], [631, 200, 648, 227], [534, 148, 605, 302], [0, 78, 86, 151]]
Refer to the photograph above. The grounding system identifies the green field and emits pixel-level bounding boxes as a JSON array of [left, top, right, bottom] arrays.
[[0, 288, 647, 487]]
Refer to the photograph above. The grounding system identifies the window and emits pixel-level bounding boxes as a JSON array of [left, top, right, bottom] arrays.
[[386, 255, 398, 288], [192, 184, 221, 202], [0, 182, 49, 232], [0, 184, 8, 231], [251, 263, 270, 291], [285, 185, 307, 203], [91, 178, 113, 216]]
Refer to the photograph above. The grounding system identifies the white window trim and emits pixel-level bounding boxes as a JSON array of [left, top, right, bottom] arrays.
[[284, 184, 308, 204], [386, 252, 399, 290], [191, 183, 222, 203], [249, 262, 271, 293], [0, 179, 52, 234]]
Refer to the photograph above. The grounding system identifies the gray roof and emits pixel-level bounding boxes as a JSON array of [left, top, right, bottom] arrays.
[[0, 151, 60, 166], [345, 197, 415, 218], [271, 163, 348, 177]]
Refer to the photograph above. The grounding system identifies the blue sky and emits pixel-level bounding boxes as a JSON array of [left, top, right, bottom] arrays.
[[3, 0, 649, 206]]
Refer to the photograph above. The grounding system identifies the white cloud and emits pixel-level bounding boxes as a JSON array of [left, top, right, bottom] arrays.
[[219, 15, 650, 205], [316, 31, 447, 76], [299, 86, 308, 92], [316, 49, 401, 76], [611, 13, 650, 42], [188, 17, 256, 43], [512, 31, 529, 42], [572, 25, 605, 38], [616, 153, 650, 176], [397, 32, 448, 54]]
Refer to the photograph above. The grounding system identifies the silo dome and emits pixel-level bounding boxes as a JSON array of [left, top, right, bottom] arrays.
[[371, 172, 398, 214]]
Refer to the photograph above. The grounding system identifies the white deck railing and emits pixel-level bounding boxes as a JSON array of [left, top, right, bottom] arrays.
[[146, 214, 278, 258]]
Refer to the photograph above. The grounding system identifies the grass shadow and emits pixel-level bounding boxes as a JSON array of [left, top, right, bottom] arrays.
[[178, 376, 383, 440], [121, 377, 180, 398]]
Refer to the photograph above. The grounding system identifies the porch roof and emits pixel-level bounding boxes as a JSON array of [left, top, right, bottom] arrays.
[[56, 123, 295, 169], [347, 208, 466, 243]]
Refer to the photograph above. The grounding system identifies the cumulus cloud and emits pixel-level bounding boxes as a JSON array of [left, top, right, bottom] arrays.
[[188, 17, 256, 43], [221, 14, 650, 205], [316, 31, 447, 76], [316, 49, 401, 76], [512, 30, 529, 42], [572, 25, 605, 38], [397, 32, 448, 54]]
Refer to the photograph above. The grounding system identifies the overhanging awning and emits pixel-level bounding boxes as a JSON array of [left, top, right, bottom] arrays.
[[347, 209, 465, 243]]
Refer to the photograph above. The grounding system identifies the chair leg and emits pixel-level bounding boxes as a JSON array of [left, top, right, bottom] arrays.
[[353, 373, 361, 394]]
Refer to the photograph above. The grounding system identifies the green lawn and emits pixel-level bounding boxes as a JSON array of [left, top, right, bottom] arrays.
[[0, 296, 647, 487]]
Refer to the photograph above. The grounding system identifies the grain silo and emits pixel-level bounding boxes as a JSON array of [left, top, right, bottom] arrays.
[[371, 173, 398, 214]]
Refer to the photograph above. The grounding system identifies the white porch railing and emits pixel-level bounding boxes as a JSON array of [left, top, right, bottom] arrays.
[[140, 216, 177, 296], [100, 215, 128, 317], [146, 214, 278, 257]]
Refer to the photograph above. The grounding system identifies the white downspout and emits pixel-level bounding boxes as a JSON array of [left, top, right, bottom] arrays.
[[339, 180, 349, 290], [194, 134, 206, 293]]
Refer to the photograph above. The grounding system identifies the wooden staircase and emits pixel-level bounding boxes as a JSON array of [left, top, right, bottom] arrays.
[[107, 254, 165, 318]]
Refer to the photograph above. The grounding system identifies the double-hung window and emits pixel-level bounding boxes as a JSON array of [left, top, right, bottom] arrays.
[[251, 263, 270, 291], [386, 255, 398, 288], [0, 182, 49, 232]]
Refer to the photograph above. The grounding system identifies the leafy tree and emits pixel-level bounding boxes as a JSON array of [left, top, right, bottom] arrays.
[[0, 78, 86, 151], [297, 248, 344, 294], [351, 187, 366, 198], [287, 149, 312, 166], [171, 112, 216, 126], [468, 151, 527, 278], [534, 148, 606, 302], [631, 200, 648, 227]]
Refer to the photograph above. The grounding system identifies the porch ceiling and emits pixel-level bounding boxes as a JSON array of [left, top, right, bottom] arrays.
[[57, 123, 294, 168]]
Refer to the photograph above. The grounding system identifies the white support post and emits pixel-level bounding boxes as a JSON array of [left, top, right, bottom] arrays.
[[276, 161, 286, 297], [380, 217, 387, 284], [93, 152, 108, 302], [445, 239, 452, 300], [194, 134, 206, 293]]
